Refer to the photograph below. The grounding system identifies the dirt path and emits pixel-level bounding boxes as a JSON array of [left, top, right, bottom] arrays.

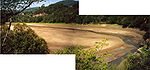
[[26, 23, 145, 62]]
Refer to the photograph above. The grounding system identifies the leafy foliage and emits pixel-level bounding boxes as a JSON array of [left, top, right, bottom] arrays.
[[121, 45, 150, 70], [1, 24, 49, 54], [51, 39, 111, 70], [109, 45, 150, 70], [96, 38, 109, 50], [1, 0, 44, 24]]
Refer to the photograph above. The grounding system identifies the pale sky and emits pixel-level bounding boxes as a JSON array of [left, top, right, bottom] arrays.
[[30, 0, 79, 8]]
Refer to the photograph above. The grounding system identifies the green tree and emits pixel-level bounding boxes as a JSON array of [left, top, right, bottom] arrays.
[[1, 0, 45, 24], [1, 24, 49, 54], [1, 0, 46, 51]]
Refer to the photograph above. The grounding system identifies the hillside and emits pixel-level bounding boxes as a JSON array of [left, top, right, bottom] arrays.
[[23, 0, 78, 12], [14, 1, 104, 24], [57, 0, 78, 6], [13, 1, 150, 39], [14, 1, 79, 23]]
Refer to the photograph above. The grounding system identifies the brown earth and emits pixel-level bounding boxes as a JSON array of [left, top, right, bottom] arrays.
[[18, 23, 145, 62]]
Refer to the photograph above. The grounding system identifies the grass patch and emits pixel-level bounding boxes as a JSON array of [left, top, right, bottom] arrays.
[[12, 22, 108, 26], [113, 24, 119, 26], [12, 22, 123, 27], [12, 22, 82, 25], [113, 24, 123, 26]]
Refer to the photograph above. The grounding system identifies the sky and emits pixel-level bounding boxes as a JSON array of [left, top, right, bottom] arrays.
[[30, 0, 79, 8]]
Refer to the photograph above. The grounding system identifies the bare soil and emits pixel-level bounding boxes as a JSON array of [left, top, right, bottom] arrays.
[[24, 23, 145, 62]]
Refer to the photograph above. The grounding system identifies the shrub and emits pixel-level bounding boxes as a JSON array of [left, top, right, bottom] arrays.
[[51, 46, 109, 70], [121, 46, 150, 70], [51, 39, 111, 70], [1, 23, 49, 54], [109, 45, 150, 70]]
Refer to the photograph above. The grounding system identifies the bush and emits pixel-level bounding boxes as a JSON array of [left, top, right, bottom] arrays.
[[51, 39, 111, 70], [1, 23, 49, 54], [121, 46, 150, 70], [109, 45, 150, 70], [51, 46, 109, 70]]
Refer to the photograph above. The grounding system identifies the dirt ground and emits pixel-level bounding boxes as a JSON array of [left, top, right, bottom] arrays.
[[24, 23, 145, 62]]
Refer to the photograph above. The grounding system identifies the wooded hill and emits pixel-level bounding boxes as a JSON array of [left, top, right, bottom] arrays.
[[14, 1, 79, 23], [13, 1, 150, 41], [13, 1, 106, 24]]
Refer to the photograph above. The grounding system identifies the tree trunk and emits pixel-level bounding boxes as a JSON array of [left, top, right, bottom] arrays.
[[147, 17, 150, 46], [2, 18, 12, 47]]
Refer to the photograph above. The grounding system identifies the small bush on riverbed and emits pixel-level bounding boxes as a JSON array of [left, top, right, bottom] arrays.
[[1, 24, 49, 54]]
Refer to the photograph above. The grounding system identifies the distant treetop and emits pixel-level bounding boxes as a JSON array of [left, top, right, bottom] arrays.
[[63, 0, 74, 1]]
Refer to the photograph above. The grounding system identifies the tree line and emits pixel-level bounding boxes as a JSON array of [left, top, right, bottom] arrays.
[[13, 2, 150, 42]]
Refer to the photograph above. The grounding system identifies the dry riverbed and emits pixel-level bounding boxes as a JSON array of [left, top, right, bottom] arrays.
[[12, 23, 145, 63]]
